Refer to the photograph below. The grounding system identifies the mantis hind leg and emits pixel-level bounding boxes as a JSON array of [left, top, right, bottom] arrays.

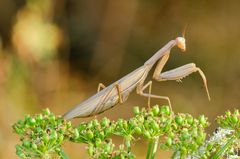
[[92, 83, 124, 116], [137, 81, 172, 111], [97, 83, 123, 102], [97, 83, 106, 92], [153, 63, 210, 101]]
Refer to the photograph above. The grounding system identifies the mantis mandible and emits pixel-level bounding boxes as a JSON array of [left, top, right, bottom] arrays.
[[63, 36, 210, 120]]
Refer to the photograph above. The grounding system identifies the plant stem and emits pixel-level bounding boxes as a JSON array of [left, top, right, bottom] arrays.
[[146, 137, 160, 159], [212, 135, 236, 159], [53, 148, 68, 159], [125, 139, 131, 151], [150, 137, 159, 159], [146, 140, 154, 159], [172, 151, 178, 159]]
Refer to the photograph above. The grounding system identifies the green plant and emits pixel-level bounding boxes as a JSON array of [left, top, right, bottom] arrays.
[[12, 108, 72, 158], [12, 105, 240, 159]]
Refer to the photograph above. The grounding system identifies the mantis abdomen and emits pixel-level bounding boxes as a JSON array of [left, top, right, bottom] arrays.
[[63, 66, 149, 119]]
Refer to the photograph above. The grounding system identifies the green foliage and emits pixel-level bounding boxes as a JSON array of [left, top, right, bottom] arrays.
[[12, 108, 73, 159], [12, 106, 240, 159], [217, 109, 240, 133], [209, 109, 240, 159], [185, 109, 240, 159]]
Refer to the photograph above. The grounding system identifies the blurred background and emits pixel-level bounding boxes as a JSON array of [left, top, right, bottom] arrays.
[[0, 0, 240, 158]]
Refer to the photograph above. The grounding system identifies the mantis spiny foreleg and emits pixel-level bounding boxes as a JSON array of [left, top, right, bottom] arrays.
[[153, 63, 211, 100]]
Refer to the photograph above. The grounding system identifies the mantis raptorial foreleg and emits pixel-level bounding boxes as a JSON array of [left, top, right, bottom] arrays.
[[138, 81, 172, 110], [153, 63, 211, 100], [97, 83, 106, 92]]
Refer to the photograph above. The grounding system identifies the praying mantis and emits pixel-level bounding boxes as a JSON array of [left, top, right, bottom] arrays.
[[63, 36, 210, 120]]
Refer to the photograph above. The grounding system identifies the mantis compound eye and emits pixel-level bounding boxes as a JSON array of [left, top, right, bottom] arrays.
[[176, 37, 186, 52]]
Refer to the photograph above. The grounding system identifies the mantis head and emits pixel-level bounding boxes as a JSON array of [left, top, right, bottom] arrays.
[[176, 37, 186, 52], [176, 25, 187, 52]]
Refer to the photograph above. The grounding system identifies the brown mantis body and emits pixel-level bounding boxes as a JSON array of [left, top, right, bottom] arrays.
[[63, 37, 210, 120]]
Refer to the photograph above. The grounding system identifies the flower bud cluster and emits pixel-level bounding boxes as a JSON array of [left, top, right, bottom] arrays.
[[186, 110, 240, 159], [12, 108, 72, 158], [12, 106, 239, 159]]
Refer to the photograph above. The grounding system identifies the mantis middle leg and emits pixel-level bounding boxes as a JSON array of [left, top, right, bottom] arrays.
[[137, 81, 172, 111]]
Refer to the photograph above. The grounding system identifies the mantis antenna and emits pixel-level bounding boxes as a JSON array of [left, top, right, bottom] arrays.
[[182, 24, 188, 39]]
